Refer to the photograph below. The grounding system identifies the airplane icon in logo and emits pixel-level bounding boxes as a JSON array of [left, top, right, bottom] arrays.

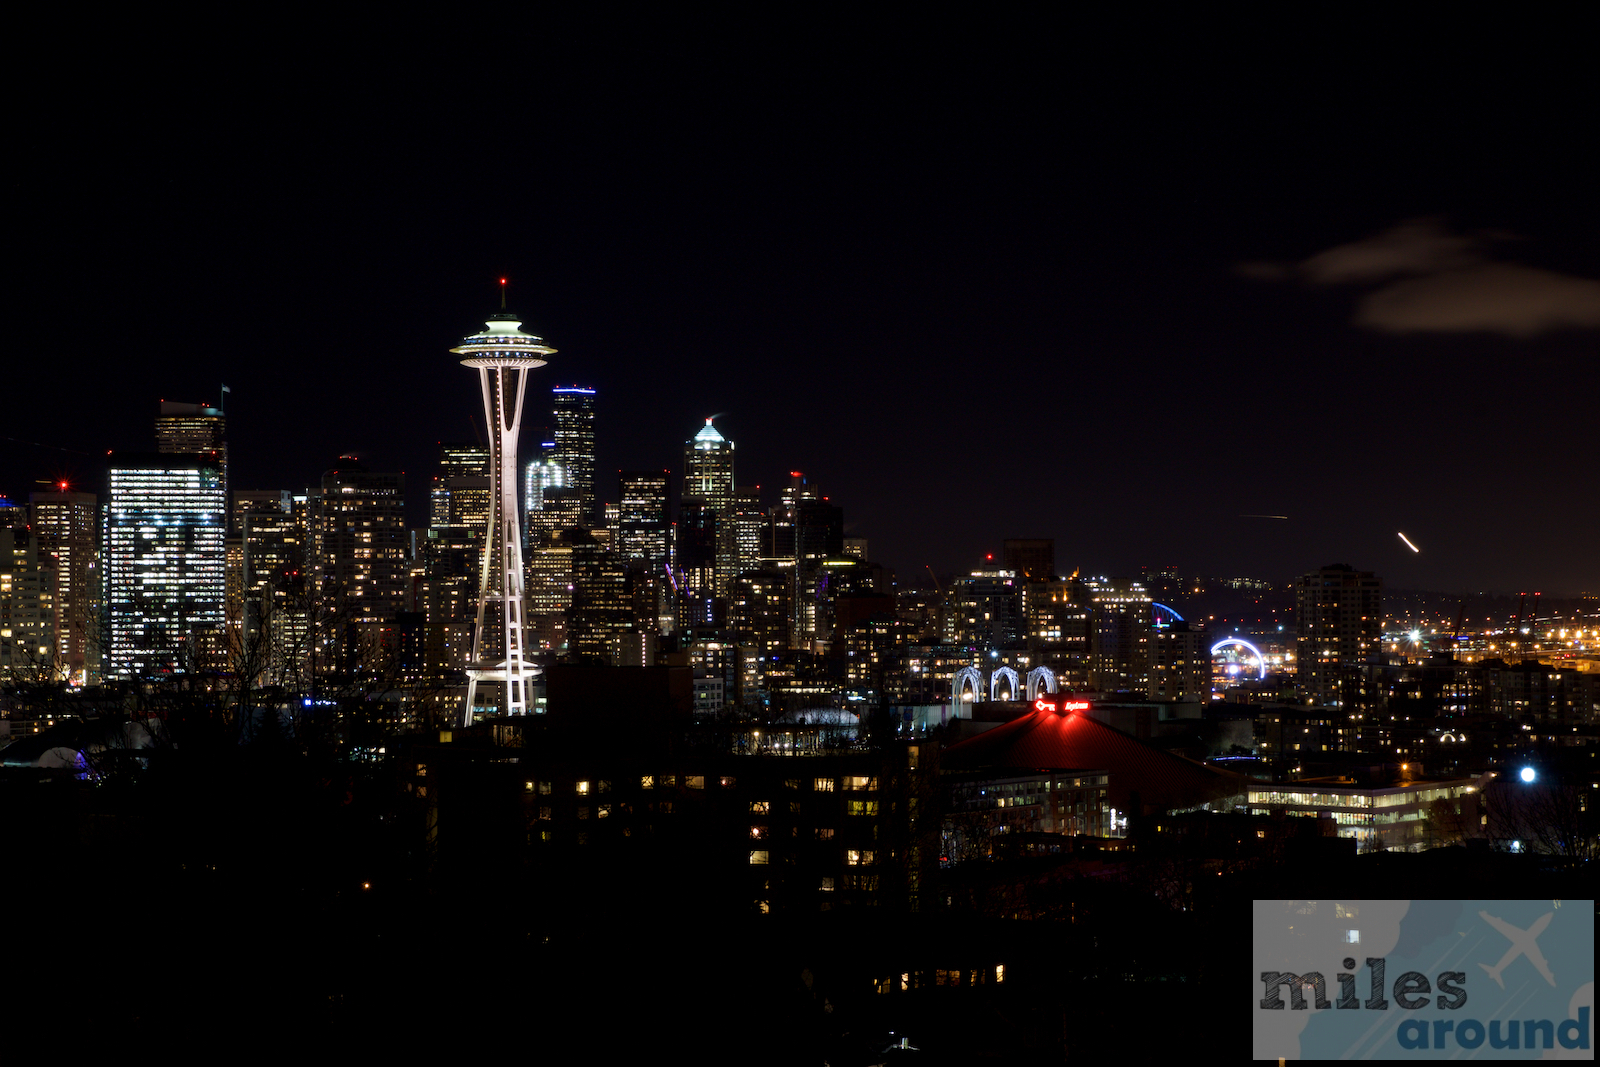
[[1478, 910, 1556, 989]]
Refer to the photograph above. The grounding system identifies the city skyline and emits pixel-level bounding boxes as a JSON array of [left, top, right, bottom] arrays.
[[9, 16, 1595, 1058], [8, 18, 1597, 594]]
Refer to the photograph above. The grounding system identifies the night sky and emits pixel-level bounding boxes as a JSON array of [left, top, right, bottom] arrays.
[[11, 15, 1597, 594]]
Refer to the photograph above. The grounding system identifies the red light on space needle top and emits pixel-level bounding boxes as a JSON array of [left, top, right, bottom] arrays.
[[58, 481, 68, 491]]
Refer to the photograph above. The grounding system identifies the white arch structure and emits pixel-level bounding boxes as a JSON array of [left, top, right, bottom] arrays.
[[990, 666, 1020, 702], [953, 666, 984, 703], [1210, 637, 1268, 681], [1025, 666, 1058, 701]]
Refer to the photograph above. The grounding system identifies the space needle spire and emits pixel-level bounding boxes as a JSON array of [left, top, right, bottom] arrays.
[[451, 281, 555, 724]]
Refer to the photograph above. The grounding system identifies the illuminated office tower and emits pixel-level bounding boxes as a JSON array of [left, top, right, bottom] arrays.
[[618, 470, 670, 570], [1296, 563, 1382, 708], [683, 417, 736, 595], [106, 453, 226, 679], [29, 487, 100, 684], [551, 387, 596, 523], [685, 418, 734, 511], [731, 486, 765, 575], [523, 440, 565, 545], [453, 307, 554, 723], [156, 401, 227, 503]]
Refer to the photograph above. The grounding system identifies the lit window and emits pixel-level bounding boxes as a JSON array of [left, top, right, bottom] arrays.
[[577, 781, 590, 795], [751, 800, 770, 814], [749, 850, 769, 865], [814, 777, 835, 792]]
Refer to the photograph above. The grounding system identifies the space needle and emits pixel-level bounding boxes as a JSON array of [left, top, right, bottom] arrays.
[[452, 281, 554, 724]]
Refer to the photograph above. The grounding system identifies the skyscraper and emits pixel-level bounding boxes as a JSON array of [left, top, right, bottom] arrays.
[[453, 306, 554, 722], [551, 386, 596, 523], [0, 516, 56, 680], [106, 452, 226, 678], [155, 401, 227, 502], [618, 470, 670, 571], [233, 489, 306, 687], [522, 439, 565, 548], [1296, 563, 1382, 708], [29, 486, 99, 684], [1086, 576, 1152, 694], [431, 443, 491, 529], [683, 417, 736, 595], [314, 463, 407, 629]]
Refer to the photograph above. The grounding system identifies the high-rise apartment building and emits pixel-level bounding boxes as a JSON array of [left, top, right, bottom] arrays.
[[1296, 564, 1382, 708], [568, 528, 631, 663], [1149, 621, 1209, 702], [233, 490, 307, 687], [760, 472, 843, 649], [312, 463, 407, 678], [1086, 577, 1152, 693], [0, 519, 56, 680], [29, 487, 99, 684], [944, 569, 1024, 650], [551, 387, 596, 523], [106, 453, 227, 679]]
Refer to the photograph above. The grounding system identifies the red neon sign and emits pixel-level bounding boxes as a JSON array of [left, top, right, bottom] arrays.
[[1035, 698, 1091, 714]]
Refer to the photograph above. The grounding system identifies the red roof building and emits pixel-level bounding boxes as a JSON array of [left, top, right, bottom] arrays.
[[941, 702, 1248, 818]]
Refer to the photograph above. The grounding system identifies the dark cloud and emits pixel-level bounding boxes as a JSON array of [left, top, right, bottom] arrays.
[[1299, 218, 1480, 284], [1242, 219, 1600, 337], [1356, 262, 1600, 337]]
